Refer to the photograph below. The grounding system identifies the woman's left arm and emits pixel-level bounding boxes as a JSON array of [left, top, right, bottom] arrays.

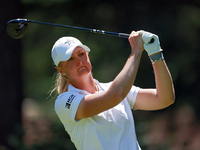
[[133, 59, 175, 110], [133, 31, 175, 110]]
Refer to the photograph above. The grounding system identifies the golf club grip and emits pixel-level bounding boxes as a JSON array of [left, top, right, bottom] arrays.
[[119, 33, 155, 43], [119, 33, 130, 38]]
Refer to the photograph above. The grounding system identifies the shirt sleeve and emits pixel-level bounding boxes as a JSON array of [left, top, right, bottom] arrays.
[[54, 92, 85, 123], [126, 85, 140, 109], [100, 81, 140, 109]]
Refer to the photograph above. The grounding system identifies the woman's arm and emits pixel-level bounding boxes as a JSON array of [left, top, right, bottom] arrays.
[[134, 59, 175, 110], [133, 31, 175, 110], [75, 31, 143, 120]]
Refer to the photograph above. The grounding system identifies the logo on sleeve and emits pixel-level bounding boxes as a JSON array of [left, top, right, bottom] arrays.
[[65, 94, 76, 109]]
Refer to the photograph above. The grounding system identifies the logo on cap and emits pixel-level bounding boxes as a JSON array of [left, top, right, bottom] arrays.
[[64, 39, 76, 46]]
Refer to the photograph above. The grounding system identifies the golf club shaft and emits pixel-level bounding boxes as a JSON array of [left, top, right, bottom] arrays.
[[26, 19, 130, 38], [7, 18, 153, 43]]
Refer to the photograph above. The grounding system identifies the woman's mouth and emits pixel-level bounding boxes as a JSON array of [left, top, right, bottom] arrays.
[[78, 66, 87, 71]]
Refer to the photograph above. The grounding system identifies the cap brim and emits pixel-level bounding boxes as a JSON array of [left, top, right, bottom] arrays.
[[61, 44, 90, 62]]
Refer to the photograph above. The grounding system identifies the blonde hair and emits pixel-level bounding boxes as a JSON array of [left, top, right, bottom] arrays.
[[49, 71, 69, 98], [55, 72, 69, 94]]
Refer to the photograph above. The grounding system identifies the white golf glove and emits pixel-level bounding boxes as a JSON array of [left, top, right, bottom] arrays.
[[138, 30, 162, 56]]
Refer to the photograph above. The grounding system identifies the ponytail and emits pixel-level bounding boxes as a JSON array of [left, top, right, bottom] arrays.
[[49, 72, 69, 98], [56, 72, 69, 94]]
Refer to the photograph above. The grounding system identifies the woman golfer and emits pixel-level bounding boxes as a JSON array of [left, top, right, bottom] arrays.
[[51, 30, 175, 150]]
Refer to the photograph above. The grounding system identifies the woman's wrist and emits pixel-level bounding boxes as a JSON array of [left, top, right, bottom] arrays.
[[149, 52, 164, 63]]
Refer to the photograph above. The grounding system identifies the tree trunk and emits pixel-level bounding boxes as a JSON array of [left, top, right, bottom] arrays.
[[0, 0, 23, 149]]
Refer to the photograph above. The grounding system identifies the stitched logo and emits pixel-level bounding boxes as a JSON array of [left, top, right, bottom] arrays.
[[64, 39, 75, 46], [65, 94, 76, 109]]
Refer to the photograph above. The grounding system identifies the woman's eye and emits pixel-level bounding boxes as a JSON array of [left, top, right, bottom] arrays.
[[68, 57, 73, 61], [80, 52, 85, 56]]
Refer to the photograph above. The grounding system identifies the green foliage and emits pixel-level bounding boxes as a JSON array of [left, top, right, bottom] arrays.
[[17, 0, 200, 149]]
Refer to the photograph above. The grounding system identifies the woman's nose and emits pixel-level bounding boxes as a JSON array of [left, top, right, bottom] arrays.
[[76, 58, 82, 65]]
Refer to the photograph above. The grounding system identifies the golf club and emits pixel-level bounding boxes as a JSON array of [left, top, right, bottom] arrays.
[[6, 18, 131, 39], [6, 18, 154, 43]]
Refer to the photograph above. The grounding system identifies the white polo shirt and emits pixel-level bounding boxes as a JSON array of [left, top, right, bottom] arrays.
[[54, 79, 141, 150]]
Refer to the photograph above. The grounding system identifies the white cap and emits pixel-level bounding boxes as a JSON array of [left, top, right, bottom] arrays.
[[51, 37, 90, 66]]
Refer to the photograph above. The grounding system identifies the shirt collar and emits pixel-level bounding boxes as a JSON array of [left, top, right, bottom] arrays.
[[68, 79, 102, 95]]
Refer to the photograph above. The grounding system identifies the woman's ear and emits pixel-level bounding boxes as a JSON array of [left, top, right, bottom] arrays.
[[56, 67, 63, 74]]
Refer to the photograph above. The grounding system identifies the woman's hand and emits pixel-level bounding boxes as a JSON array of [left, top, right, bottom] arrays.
[[128, 31, 144, 55]]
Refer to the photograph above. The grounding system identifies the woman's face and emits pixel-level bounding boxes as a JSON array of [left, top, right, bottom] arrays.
[[56, 46, 92, 83]]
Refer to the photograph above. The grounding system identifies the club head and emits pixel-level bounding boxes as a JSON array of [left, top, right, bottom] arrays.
[[6, 19, 28, 39]]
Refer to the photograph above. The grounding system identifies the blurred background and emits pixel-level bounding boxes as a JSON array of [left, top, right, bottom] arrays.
[[1, 0, 200, 149]]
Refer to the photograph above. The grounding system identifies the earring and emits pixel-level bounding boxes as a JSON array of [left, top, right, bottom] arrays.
[[63, 73, 66, 76]]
